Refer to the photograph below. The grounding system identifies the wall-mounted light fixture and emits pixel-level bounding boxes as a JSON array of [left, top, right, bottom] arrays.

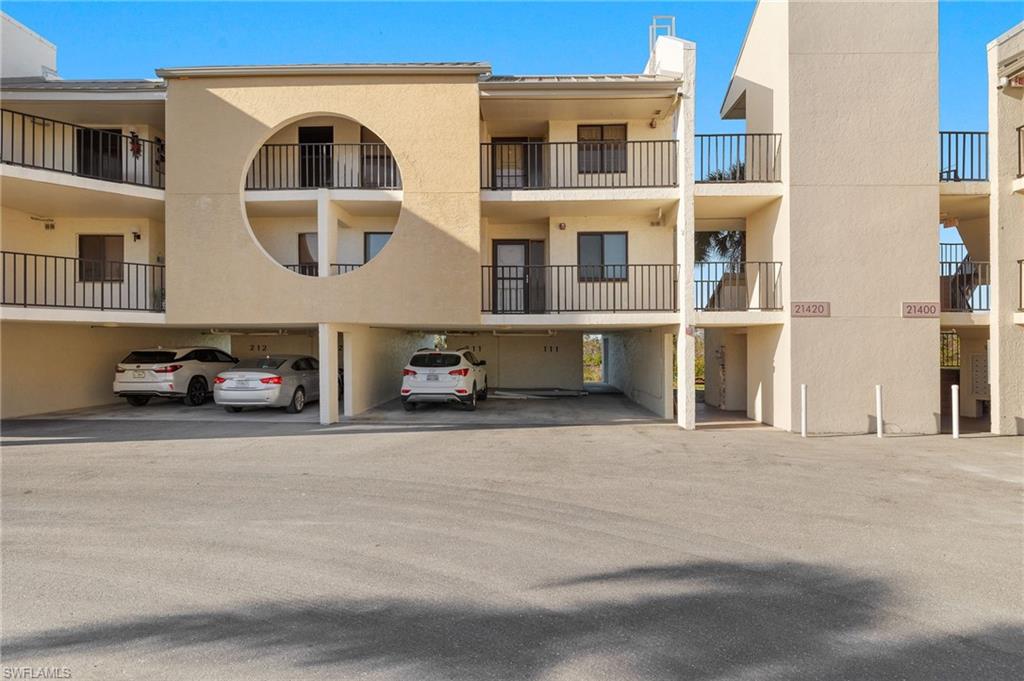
[[131, 231, 142, 242], [558, 222, 567, 231]]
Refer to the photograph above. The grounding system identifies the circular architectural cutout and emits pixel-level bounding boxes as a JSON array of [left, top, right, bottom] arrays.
[[243, 115, 402, 277]]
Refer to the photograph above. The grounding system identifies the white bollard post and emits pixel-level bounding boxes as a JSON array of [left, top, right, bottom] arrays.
[[875, 384, 884, 438], [952, 385, 960, 439], [800, 384, 807, 438]]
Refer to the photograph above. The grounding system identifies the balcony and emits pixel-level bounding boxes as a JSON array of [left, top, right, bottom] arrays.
[[939, 244, 989, 313], [246, 143, 401, 190], [939, 131, 988, 182], [0, 109, 165, 189], [1, 251, 165, 312], [694, 261, 783, 311], [694, 133, 781, 183], [480, 264, 678, 314], [479, 140, 677, 190], [282, 264, 362, 277]]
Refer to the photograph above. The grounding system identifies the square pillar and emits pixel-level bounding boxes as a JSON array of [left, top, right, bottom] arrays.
[[316, 190, 338, 278], [318, 323, 340, 425]]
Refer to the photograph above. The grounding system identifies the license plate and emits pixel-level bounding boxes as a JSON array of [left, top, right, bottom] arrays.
[[426, 374, 439, 381], [236, 380, 251, 387], [133, 371, 145, 378]]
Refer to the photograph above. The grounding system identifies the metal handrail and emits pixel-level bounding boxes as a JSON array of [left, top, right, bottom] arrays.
[[479, 140, 678, 190], [695, 133, 782, 183], [283, 263, 363, 276], [0, 108, 165, 189], [939, 259, 990, 312], [939, 131, 988, 182], [246, 143, 401, 190], [481, 264, 678, 313], [1, 250, 165, 311], [694, 261, 783, 311]]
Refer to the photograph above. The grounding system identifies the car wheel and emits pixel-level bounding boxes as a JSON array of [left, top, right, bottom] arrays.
[[478, 379, 488, 401], [225, 406, 243, 414], [402, 401, 417, 412], [463, 383, 477, 411], [126, 395, 150, 407], [183, 377, 208, 407], [286, 387, 306, 414]]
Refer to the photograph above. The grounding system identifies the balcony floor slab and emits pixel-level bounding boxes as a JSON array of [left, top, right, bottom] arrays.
[[0, 165, 164, 219]]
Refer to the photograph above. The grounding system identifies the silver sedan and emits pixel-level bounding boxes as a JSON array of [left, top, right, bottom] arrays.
[[214, 355, 320, 413]]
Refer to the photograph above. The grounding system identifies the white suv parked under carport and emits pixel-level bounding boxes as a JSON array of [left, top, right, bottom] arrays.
[[400, 348, 487, 411], [114, 347, 237, 407]]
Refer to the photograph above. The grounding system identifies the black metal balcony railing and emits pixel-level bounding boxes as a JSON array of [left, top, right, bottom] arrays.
[[481, 264, 678, 314], [479, 140, 678, 190], [694, 133, 782, 183], [246, 143, 401, 190], [940, 259, 990, 312], [1, 251, 165, 312], [939, 131, 988, 182], [283, 263, 362, 276], [694, 261, 783, 311], [0, 109, 166, 189]]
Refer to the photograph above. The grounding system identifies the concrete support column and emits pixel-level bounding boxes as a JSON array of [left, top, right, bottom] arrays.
[[318, 323, 340, 425], [661, 330, 675, 420], [316, 189, 338, 278], [987, 38, 1024, 435], [675, 40, 697, 431]]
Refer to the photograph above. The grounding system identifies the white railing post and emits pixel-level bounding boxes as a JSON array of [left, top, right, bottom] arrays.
[[952, 385, 960, 439], [800, 384, 807, 438], [875, 384, 883, 438]]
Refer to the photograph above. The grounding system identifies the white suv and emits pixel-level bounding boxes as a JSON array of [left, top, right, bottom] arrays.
[[400, 348, 487, 411], [114, 347, 238, 407]]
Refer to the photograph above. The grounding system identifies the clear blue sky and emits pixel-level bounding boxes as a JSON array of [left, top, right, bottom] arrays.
[[3, 2, 1021, 132]]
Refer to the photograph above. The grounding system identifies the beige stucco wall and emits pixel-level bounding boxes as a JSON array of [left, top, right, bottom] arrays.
[[0, 207, 165, 309], [447, 331, 584, 391], [340, 325, 433, 415], [0, 321, 229, 418], [1, 13, 56, 79], [229, 331, 318, 359], [703, 327, 747, 412], [164, 74, 481, 327], [988, 24, 1024, 435], [788, 1, 939, 434], [248, 214, 395, 269], [730, 0, 940, 433], [605, 326, 675, 418]]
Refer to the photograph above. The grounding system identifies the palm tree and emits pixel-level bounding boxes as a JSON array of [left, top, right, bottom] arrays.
[[695, 230, 745, 263]]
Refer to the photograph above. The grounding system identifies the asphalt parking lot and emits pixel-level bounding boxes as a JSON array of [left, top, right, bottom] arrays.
[[1, 404, 1022, 680]]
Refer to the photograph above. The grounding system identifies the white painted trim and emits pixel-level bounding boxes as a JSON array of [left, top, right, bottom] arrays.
[[0, 163, 165, 201], [692, 310, 786, 327], [481, 312, 679, 327], [0, 306, 166, 326], [243, 189, 402, 203], [481, 187, 678, 203], [939, 311, 990, 327]]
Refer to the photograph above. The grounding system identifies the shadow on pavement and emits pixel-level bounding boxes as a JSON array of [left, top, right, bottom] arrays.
[[3, 561, 1021, 679]]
